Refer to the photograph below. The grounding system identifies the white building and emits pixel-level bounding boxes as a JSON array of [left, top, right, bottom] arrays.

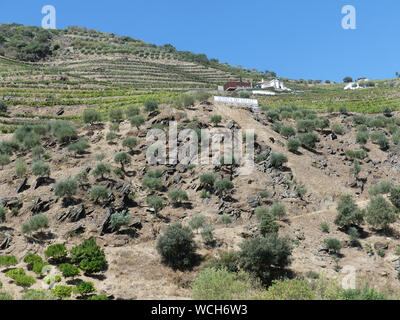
[[258, 79, 291, 91], [344, 79, 370, 90]]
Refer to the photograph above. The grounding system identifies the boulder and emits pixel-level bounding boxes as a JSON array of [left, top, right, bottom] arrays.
[[0, 234, 11, 250], [247, 195, 259, 208], [30, 198, 52, 215], [16, 177, 28, 193], [58, 204, 86, 222]]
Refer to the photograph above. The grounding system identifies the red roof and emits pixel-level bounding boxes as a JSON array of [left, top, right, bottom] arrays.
[[223, 82, 251, 91]]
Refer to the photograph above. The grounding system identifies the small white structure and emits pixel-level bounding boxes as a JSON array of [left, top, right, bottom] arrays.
[[344, 79, 370, 90], [258, 79, 291, 91], [252, 90, 276, 96], [213, 96, 258, 107]]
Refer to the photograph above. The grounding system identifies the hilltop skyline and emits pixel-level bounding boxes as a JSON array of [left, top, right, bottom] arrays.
[[1, 0, 400, 82]]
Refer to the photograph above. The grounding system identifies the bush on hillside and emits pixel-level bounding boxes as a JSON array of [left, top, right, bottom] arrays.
[[156, 223, 197, 270]]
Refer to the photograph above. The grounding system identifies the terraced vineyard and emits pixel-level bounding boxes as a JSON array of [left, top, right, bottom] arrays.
[[0, 56, 180, 133], [259, 80, 400, 113], [46, 57, 238, 90]]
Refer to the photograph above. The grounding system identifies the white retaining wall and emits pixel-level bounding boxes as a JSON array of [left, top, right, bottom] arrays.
[[213, 96, 259, 107]]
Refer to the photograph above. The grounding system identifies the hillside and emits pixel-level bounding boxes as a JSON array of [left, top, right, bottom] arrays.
[[1, 24, 400, 301]]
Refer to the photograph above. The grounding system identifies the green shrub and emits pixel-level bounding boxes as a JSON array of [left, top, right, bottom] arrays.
[[110, 210, 131, 231], [92, 163, 110, 180], [125, 105, 140, 118], [52, 285, 72, 299], [0, 255, 18, 267], [142, 177, 163, 192], [144, 99, 158, 112], [146, 195, 165, 214], [6, 268, 35, 288], [238, 235, 292, 285], [32, 145, 45, 159], [365, 196, 398, 230], [389, 186, 400, 209], [83, 109, 102, 124], [200, 173, 215, 190], [331, 124, 345, 135], [130, 115, 145, 129], [89, 185, 110, 203], [32, 261, 49, 276], [269, 153, 288, 169], [168, 189, 188, 205], [280, 126, 296, 138], [324, 238, 341, 254], [345, 149, 367, 160], [260, 212, 279, 236], [353, 115, 367, 125], [106, 131, 117, 142], [368, 181, 392, 196], [210, 115, 222, 126], [23, 254, 42, 270], [0, 140, 19, 155], [263, 278, 315, 300], [356, 131, 369, 146], [50, 121, 78, 143], [70, 238, 107, 274], [376, 136, 390, 151], [156, 223, 197, 270], [122, 137, 138, 151], [15, 158, 28, 178], [334, 195, 364, 228], [21, 214, 49, 235], [31, 160, 51, 178], [109, 123, 120, 133], [109, 108, 124, 122], [298, 132, 318, 149], [54, 179, 77, 201], [340, 285, 388, 300], [259, 190, 270, 199], [200, 224, 215, 245], [269, 203, 286, 219], [22, 134, 41, 150], [0, 206, 6, 223], [296, 119, 315, 133], [74, 281, 96, 296], [59, 263, 80, 278], [114, 152, 131, 169], [45, 244, 68, 263], [0, 154, 10, 169], [393, 131, 400, 145], [0, 101, 8, 113], [214, 178, 234, 196], [265, 110, 279, 122], [191, 268, 261, 300], [321, 223, 330, 233], [383, 107, 392, 117], [67, 138, 90, 156], [254, 206, 269, 220], [287, 138, 301, 152]]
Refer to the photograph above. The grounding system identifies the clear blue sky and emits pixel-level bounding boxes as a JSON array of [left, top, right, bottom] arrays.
[[1, 0, 399, 82]]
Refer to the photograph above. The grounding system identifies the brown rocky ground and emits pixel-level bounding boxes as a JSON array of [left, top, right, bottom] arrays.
[[1, 102, 400, 299]]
